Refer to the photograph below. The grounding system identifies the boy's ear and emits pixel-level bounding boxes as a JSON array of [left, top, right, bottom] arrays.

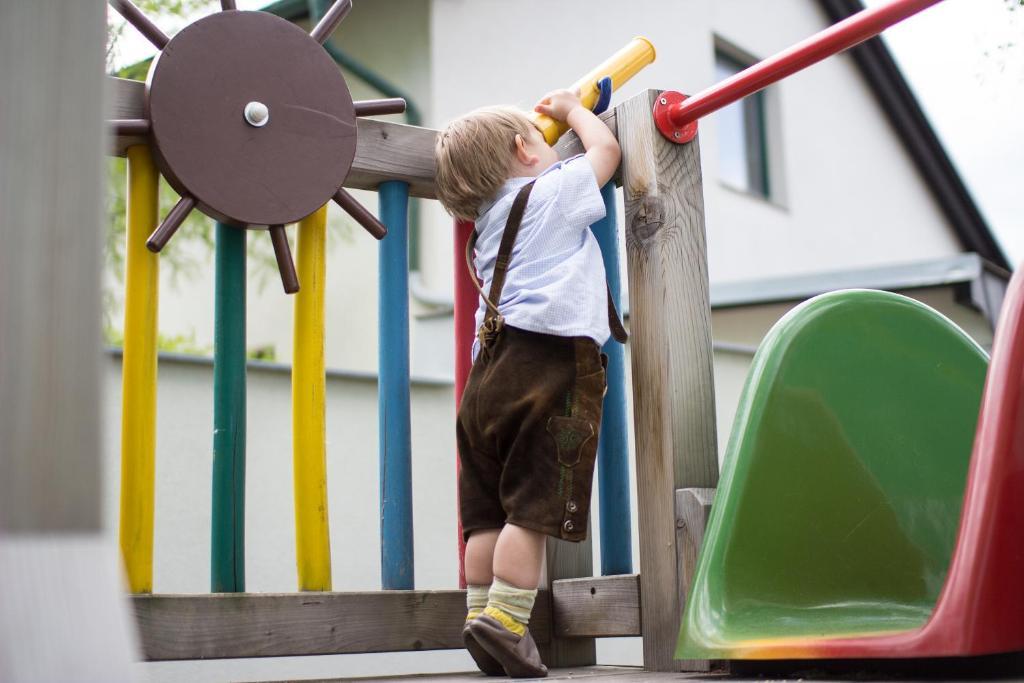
[[514, 133, 537, 166]]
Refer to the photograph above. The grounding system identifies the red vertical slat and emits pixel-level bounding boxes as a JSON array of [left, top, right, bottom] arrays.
[[453, 218, 476, 588]]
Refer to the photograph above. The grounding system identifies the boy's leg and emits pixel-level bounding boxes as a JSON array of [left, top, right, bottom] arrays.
[[485, 522, 544, 633], [464, 528, 500, 619], [492, 523, 545, 590], [463, 529, 506, 676], [468, 523, 548, 677], [464, 528, 500, 586]]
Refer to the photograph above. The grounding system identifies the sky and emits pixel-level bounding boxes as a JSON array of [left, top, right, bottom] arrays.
[[110, 0, 1023, 265], [863, 0, 1023, 265]]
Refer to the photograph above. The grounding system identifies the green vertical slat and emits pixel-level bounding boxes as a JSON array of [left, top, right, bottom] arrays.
[[212, 221, 246, 592]]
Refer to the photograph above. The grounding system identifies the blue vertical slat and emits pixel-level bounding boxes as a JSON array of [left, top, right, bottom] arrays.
[[591, 182, 633, 575], [378, 181, 414, 589]]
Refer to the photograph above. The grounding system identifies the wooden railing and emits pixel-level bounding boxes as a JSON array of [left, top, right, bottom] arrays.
[[110, 78, 717, 672]]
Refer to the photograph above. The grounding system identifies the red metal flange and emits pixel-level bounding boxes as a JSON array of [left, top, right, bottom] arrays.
[[653, 90, 697, 144]]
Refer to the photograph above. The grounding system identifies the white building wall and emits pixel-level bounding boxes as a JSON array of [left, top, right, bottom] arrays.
[[424, 0, 962, 294], [144, 0, 968, 378]]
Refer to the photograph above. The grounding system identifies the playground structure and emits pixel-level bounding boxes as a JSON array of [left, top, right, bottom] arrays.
[[109, 2, 655, 664], [3, 0, 1020, 678]]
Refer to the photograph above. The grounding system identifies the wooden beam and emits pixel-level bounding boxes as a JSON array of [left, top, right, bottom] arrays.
[[553, 108, 620, 184], [617, 89, 718, 672], [107, 77, 439, 199], [552, 574, 640, 638], [543, 535, 596, 666], [108, 77, 621, 198], [0, 1, 139, 679], [675, 488, 716, 672], [132, 590, 552, 660], [4, 7, 108, 535]]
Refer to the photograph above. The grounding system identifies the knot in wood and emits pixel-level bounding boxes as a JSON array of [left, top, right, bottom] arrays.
[[629, 195, 665, 243]]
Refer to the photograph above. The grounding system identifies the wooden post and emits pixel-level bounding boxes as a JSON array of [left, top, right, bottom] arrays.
[[593, 182, 633, 576], [120, 144, 161, 594], [543, 535, 596, 666], [675, 487, 716, 672], [293, 206, 332, 590], [211, 222, 247, 593], [453, 218, 476, 588], [617, 89, 718, 671], [378, 181, 414, 589], [0, 1, 138, 678]]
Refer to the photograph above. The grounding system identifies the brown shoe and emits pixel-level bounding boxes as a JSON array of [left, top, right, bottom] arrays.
[[467, 613, 548, 678], [463, 620, 505, 676]]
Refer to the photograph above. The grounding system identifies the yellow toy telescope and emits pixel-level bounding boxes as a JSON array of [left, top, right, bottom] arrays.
[[529, 36, 656, 145]]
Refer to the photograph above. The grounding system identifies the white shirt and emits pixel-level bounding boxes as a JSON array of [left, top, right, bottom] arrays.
[[471, 155, 609, 360]]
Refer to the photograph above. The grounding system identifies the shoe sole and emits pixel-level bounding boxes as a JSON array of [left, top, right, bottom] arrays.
[[463, 625, 505, 677], [468, 619, 548, 678]]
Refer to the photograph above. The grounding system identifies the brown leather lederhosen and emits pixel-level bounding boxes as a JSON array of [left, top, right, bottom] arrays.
[[455, 180, 627, 543], [465, 181, 627, 355]]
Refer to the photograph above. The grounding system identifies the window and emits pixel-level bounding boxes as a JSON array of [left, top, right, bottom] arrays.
[[714, 48, 771, 199]]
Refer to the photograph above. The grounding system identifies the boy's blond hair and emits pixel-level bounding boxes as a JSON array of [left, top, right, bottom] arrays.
[[435, 106, 533, 220]]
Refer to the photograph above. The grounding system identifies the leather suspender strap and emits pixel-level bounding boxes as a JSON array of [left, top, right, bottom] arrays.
[[465, 181, 535, 349], [607, 284, 628, 343], [486, 181, 535, 324]]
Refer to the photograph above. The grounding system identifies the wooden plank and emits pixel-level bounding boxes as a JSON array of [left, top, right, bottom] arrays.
[[551, 574, 640, 638], [347, 120, 437, 200], [108, 77, 621, 197], [107, 76, 148, 152], [211, 223, 247, 592], [106, 77, 439, 199], [675, 488, 716, 672], [553, 108, 620, 184], [2, 5, 107, 534], [132, 590, 552, 660], [0, 1, 139, 679], [119, 145, 161, 593], [377, 182, 414, 589], [543, 536, 597, 666], [263, 665, 724, 682], [617, 89, 718, 672], [293, 206, 333, 590]]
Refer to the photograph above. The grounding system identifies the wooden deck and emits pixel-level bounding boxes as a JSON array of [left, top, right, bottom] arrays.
[[262, 666, 722, 682], [259, 661, 1024, 682]]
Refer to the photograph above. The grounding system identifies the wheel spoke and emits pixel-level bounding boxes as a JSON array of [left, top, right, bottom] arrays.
[[354, 98, 407, 117], [108, 0, 169, 50], [309, 0, 352, 45], [332, 188, 386, 240], [109, 119, 151, 136], [269, 225, 300, 294], [146, 194, 195, 252]]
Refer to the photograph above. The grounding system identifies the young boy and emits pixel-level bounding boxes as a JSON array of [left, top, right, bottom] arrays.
[[435, 89, 624, 678]]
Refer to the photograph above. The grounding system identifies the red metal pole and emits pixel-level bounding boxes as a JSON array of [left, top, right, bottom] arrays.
[[453, 218, 476, 588], [654, 0, 944, 143]]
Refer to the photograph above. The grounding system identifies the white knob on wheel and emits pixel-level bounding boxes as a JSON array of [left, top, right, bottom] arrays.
[[244, 101, 269, 127]]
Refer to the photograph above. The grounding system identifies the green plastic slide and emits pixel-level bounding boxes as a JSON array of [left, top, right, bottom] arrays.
[[678, 290, 988, 660]]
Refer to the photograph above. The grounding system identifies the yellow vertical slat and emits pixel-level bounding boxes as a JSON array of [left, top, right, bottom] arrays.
[[119, 145, 160, 593], [293, 205, 332, 590]]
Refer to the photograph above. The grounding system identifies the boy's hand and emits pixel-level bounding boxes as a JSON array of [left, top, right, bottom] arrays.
[[534, 89, 583, 122]]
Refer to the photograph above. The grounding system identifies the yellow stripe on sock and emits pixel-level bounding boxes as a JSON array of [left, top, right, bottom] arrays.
[[466, 608, 483, 622], [483, 606, 526, 636]]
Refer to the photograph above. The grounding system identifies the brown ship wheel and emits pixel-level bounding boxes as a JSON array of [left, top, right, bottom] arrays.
[[108, 0, 406, 294]]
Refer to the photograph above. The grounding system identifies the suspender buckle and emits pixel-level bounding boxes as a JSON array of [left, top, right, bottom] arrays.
[[477, 314, 505, 349]]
